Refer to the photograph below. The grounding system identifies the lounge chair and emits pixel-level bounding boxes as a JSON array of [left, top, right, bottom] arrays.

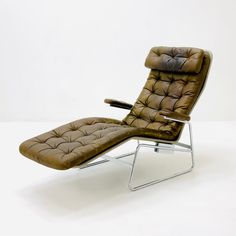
[[19, 46, 212, 190]]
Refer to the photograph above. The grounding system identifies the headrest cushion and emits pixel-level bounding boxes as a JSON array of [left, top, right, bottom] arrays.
[[145, 46, 204, 73]]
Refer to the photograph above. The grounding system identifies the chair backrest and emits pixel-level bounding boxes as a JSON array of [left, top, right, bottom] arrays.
[[123, 46, 211, 140]]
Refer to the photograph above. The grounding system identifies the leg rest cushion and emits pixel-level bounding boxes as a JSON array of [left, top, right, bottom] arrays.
[[19, 117, 178, 170]]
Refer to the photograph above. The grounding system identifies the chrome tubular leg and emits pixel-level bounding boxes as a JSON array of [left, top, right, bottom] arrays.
[[188, 122, 194, 169], [128, 126, 195, 191], [79, 124, 195, 191], [128, 145, 141, 190]]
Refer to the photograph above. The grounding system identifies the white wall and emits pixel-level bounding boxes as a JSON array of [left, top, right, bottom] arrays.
[[1, 0, 236, 121]]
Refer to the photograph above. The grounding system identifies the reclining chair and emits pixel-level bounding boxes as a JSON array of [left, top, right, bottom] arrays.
[[19, 46, 212, 191]]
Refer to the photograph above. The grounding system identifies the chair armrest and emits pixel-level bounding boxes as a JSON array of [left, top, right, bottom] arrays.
[[104, 98, 133, 110], [160, 111, 190, 122]]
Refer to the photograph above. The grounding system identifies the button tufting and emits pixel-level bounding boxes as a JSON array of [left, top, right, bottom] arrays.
[[70, 127, 78, 131], [38, 140, 45, 143], [64, 149, 72, 154], [19, 47, 210, 170]]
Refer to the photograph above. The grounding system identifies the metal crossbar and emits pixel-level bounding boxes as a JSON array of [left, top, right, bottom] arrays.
[[80, 151, 135, 169]]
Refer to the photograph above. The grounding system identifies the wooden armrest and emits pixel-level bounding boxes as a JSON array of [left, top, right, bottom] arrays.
[[104, 98, 133, 110], [160, 111, 190, 121]]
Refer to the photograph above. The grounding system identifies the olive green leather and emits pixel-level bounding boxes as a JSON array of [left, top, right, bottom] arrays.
[[145, 47, 204, 73], [19, 46, 211, 170], [19, 117, 178, 170], [123, 47, 210, 137]]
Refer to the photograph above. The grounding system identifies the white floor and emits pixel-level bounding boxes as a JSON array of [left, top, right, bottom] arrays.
[[1, 121, 236, 236]]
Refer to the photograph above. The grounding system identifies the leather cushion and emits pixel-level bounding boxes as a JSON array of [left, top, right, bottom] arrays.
[[123, 50, 211, 134], [19, 117, 180, 170], [19, 47, 211, 171], [145, 46, 204, 73]]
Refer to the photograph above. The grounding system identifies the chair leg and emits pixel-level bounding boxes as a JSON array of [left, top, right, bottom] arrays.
[[128, 144, 194, 191], [80, 123, 194, 191], [128, 122, 194, 191]]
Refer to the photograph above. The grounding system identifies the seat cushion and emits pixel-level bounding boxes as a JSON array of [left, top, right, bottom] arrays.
[[19, 117, 179, 170]]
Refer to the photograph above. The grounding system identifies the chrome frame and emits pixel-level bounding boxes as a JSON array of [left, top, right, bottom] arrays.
[[78, 116, 194, 191], [128, 116, 194, 191]]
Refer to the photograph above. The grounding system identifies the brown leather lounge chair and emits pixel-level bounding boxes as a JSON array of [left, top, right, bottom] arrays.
[[19, 46, 212, 190]]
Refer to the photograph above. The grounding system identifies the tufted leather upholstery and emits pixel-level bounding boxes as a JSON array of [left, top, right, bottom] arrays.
[[123, 47, 210, 135], [19, 46, 211, 170], [19, 117, 178, 169], [145, 47, 204, 73]]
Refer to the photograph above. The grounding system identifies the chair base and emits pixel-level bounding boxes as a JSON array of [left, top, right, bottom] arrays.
[[128, 142, 194, 191], [78, 121, 194, 191]]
